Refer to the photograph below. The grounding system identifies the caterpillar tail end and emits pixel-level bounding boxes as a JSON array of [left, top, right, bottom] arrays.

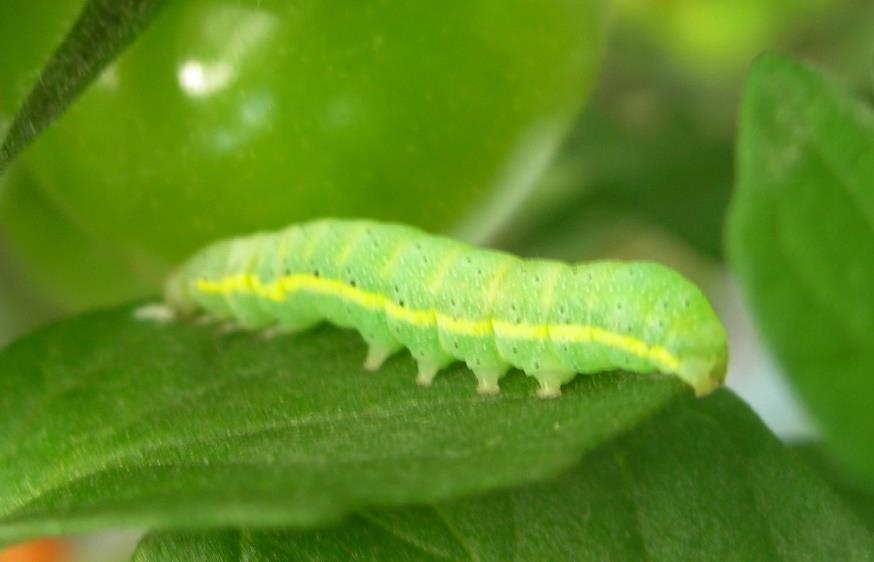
[[678, 354, 728, 397]]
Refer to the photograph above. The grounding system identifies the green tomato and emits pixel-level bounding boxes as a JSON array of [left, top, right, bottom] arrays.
[[0, 0, 86, 113], [0, 164, 153, 310], [1, 0, 604, 308]]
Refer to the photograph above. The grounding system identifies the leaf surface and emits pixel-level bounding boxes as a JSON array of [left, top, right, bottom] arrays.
[[728, 54, 874, 487], [132, 391, 874, 561], [0, 303, 683, 545], [794, 444, 874, 533]]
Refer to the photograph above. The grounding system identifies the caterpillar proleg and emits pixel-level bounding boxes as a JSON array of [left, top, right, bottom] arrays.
[[163, 219, 728, 397]]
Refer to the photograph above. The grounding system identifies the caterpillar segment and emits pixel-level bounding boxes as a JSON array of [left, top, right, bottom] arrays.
[[164, 219, 728, 397], [323, 221, 421, 370], [433, 250, 519, 395], [489, 260, 566, 397]]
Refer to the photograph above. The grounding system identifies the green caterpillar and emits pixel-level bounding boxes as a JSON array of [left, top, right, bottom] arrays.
[[163, 219, 728, 397]]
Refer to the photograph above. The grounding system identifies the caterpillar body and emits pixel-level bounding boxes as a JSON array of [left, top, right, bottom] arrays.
[[164, 219, 728, 398]]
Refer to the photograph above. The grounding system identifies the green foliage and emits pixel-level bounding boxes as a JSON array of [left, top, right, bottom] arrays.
[[728, 54, 874, 489], [504, 44, 735, 261], [794, 444, 874, 532], [132, 391, 874, 561], [2, 1, 874, 559], [0, 304, 683, 547]]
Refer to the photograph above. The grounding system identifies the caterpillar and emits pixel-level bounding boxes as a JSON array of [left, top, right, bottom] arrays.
[[161, 219, 728, 398]]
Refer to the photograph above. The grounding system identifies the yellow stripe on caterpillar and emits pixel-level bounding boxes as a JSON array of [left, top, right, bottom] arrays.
[[194, 273, 681, 373]]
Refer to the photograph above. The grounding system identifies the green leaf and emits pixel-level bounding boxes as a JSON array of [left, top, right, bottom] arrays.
[[793, 444, 874, 532], [0, 0, 168, 173], [0, 303, 683, 546], [728, 54, 874, 487], [132, 391, 874, 562]]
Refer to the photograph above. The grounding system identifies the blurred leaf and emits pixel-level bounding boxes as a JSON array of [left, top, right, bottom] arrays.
[[0, 303, 683, 546], [503, 43, 734, 260], [133, 391, 874, 561], [0, 0, 168, 173], [510, 0, 871, 263], [791, 0, 874, 95], [728, 55, 874, 488]]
